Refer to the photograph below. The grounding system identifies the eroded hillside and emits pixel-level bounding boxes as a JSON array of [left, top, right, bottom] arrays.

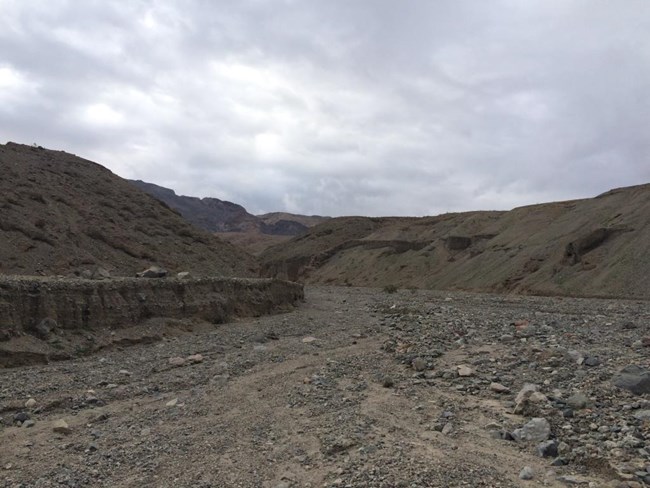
[[0, 143, 258, 277], [261, 184, 650, 299]]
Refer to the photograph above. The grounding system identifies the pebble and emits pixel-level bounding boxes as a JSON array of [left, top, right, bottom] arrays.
[[187, 354, 203, 363], [490, 382, 510, 394], [24, 398, 36, 408], [166, 398, 179, 407], [168, 357, 186, 367], [412, 357, 427, 372]]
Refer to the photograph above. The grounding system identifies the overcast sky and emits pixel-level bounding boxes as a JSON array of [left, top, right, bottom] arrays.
[[1, 0, 649, 216]]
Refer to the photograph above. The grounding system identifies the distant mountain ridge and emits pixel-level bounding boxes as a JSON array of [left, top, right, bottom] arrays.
[[129, 180, 329, 236]]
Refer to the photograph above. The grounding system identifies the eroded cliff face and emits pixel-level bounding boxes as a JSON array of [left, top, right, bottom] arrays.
[[0, 276, 304, 366]]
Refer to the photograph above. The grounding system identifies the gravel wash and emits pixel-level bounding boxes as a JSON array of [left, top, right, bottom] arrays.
[[2, 286, 650, 488]]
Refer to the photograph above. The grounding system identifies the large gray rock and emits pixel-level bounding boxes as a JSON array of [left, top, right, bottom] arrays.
[[613, 365, 650, 395], [512, 417, 551, 443]]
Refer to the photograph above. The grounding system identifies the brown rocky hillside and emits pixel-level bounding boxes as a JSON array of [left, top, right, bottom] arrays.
[[130, 180, 329, 236], [261, 184, 650, 299], [0, 143, 258, 277], [257, 212, 330, 230]]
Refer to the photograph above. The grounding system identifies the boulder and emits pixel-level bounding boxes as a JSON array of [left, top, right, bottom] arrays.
[[613, 365, 650, 395]]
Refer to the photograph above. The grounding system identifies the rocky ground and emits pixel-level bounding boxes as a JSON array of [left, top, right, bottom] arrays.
[[2, 286, 650, 487]]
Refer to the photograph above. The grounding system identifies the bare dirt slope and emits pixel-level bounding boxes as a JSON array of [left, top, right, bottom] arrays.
[[0, 143, 257, 277], [261, 184, 650, 299], [257, 212, 330, 229], [2, 286, 649, 487], [215, 231, 293, 256]]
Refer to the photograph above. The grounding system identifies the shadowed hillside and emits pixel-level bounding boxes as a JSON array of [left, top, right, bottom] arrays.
[[130, 180, 329, 236], [0, 143, 258, 277], [260, 184, 650, 299]]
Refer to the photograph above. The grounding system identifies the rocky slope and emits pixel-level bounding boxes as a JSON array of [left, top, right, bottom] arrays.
[[130, 180, 329, 236], [260, 184, 650, 299], [0, 143, 258, 277]]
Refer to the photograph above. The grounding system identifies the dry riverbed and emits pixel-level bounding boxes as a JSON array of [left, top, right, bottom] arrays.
[[2, 286, 650, 487]]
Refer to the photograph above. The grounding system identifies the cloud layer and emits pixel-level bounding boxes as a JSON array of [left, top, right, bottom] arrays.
[[1, 0, 649, 216]]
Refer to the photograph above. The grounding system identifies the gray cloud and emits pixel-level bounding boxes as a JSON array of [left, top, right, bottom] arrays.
[[1, 0, 649, 216]]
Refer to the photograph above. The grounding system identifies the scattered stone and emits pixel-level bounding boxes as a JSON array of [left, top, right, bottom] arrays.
[[519, 466, 535, 480], [176, 271, 191, 279], [512, 418, 551, 443], [52, 419, 71, 435], [556, 474, 591, 485], [412, 357, 427, 371], [187, 354, 204, 364], [457, 365, 473, 377], [536, 440, 559, 458], [22, 420, 35, 428], [302, 336, 317, 343], [613, 365, 650, 395], [633, 410, 650, 421], [33, 318, 57, 339], [13, 412, 30, 423], [119, 369, 132, 376], [583, 356, 601, 367], [567, 350, 584, 364], [566, 392, 589, 410], [92, 267, 111, 280], [490, 382, 510, 394], [381, 376, 394, 388], [327, 437, 356, 454], [551, 457, 568, 466], [24, 398, 36, 409], [441, 422, 453, 435], [514, 383, 547, 413], [515, 383, 540, 404], [166, 398, 179, 407], [136, 266, 168, 278], [168, 357, 186, 367]]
